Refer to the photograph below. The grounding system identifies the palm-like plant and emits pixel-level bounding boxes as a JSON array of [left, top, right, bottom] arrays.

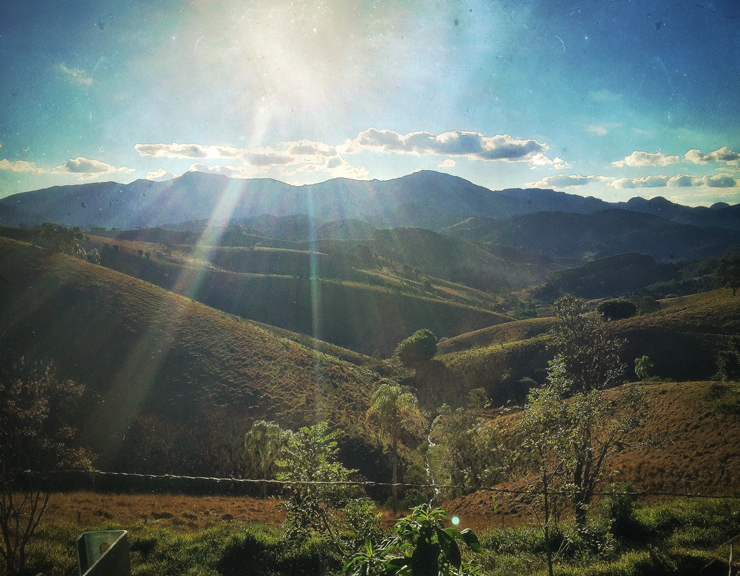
[[367, 383, 425, 499], [244, 420, 292, 497]]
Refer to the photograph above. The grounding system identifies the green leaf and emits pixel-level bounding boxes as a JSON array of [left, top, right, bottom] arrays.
[[460, 528, 483, 553], [443, 527, 463, 541]]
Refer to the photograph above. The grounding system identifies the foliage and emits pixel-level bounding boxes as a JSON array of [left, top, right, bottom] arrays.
[[395, 330, 438, 368], [0, 362, 92, 575], [517, 295, 648, 531], [277, 423, 358, 549], [344, 505, 482, 576], [549, 295, 626, 395], [245, 421, 293, 496], [367, 383, 426, 499], [35, 222, 86, 259], [596, 483, 640, 540], [714, 336, 740, 382], [716, 254, 740, 296], [634, 356, 654, 381], [430, 406, 506, 497], [341, 499, 384, 553], [597, 299, 637, 321]]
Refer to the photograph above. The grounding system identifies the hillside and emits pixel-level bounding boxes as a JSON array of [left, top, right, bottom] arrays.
[[76, 236, 511, 356], [444, 210, 740, 260], [449, 380, 740, 524], [432, 288, 740, 405], [371, 227, 563, 290], [0, 237, 386, 478]]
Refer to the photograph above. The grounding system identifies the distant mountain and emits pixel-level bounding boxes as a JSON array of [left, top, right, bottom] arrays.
[[443, 209, 740, 260], [614, 196, 740, 232], [3, 169, 740, 237], [0, 170, 640, 231]]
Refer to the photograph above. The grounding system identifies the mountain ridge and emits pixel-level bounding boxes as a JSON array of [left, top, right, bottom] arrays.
[[3, 170, 739, 233]]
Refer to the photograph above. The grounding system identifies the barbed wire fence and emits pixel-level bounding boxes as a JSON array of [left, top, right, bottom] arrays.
[[22, 468, 740, 501]]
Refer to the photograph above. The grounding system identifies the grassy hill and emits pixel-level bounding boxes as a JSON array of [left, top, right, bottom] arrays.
[[80, 236, 510, 356], [371, 227, 563, 291], [449, 380, 740, 525], [0, 237, 387, 478], [431, 289, 740, 406]]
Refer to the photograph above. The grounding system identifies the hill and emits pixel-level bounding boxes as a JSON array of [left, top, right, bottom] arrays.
[[370, 227, 563, 291], [449, 380, 740, 524], [81, 236, 511, 356], [431, 288, 740, 405], [444, 210, 740, 260], [0, 237, 387, 478]]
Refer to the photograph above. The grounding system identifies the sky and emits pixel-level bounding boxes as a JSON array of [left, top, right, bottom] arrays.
[[1, 0, 739, 206]]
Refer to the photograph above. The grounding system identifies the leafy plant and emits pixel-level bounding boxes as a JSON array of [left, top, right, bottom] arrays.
[[344, 505, 482, 576], [277, 423, 358, 550]]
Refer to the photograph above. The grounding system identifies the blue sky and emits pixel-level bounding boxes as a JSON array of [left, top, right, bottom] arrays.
[[1, 0, 739, 205]]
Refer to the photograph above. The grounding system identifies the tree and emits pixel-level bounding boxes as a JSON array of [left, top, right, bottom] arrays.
[[518, 295, 648, 529], [430, 405, 505, 497], [367, 383, 425, 500], [717, 255, 740, 296], [634, 355, 654, 381], [394, 330, 437, 369], [0, 363, 92, 575], [597, 298, 637, 321], [276, 422, 357, 549], [244, 420, 292, 497], [35, 223, 86, 259], [549, 295, 625, 394]]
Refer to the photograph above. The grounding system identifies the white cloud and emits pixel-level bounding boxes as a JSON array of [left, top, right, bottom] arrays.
[[527, 174, 611, 188], [438, 159, 456, 168], [146, 168, 176, 182], [58, 63, 92, 86], [701, 174, 738, 188], [608, 174, 738, 189], [0, 159, 45, 175], [611, 151, 680, 168], [188, 163, 267, 179], [685, 146, 740, 165], [339, 128, 553, 164], [586, 123, 622, 136], [52, 157, 134, 180], [135, 143, 243, 159]]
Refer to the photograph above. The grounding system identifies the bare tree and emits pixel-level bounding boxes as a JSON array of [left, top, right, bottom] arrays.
[[0, 362, 92, 575]]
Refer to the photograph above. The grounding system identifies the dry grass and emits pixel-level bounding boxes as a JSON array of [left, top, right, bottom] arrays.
[[446, 380, 740, 529], [42, 492, 287, 532]]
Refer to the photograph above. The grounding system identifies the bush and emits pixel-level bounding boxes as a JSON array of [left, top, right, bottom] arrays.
[[597, 299, 637, 321], [597, 483, 641, 540], [394, 329, 437, 368]]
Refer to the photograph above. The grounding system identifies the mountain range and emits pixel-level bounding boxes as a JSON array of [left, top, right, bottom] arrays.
[[2, 170, 740, 233]]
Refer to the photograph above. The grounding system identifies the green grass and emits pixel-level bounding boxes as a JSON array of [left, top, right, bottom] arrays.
[[25, 521, 339, 576], [477, 498, 740, 576], [21, 498, 740, 576]]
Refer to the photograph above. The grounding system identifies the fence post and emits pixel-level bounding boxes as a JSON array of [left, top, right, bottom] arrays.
[[76, 530, 131, 576]]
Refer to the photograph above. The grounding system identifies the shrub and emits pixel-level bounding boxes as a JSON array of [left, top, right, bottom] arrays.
[[597, 299, 637, 321], [394, 329, 437, 368]]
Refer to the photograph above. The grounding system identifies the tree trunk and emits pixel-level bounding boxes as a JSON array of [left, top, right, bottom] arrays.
[[391, 437, 399, 500]]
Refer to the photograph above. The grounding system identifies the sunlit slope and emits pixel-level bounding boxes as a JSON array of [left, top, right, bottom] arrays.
[[434, 289, 740, 405], [83, 239, 511, 356], [0, 238, 380, 474], [371, 227, 563, 290], [451, 380, 740, 523]]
